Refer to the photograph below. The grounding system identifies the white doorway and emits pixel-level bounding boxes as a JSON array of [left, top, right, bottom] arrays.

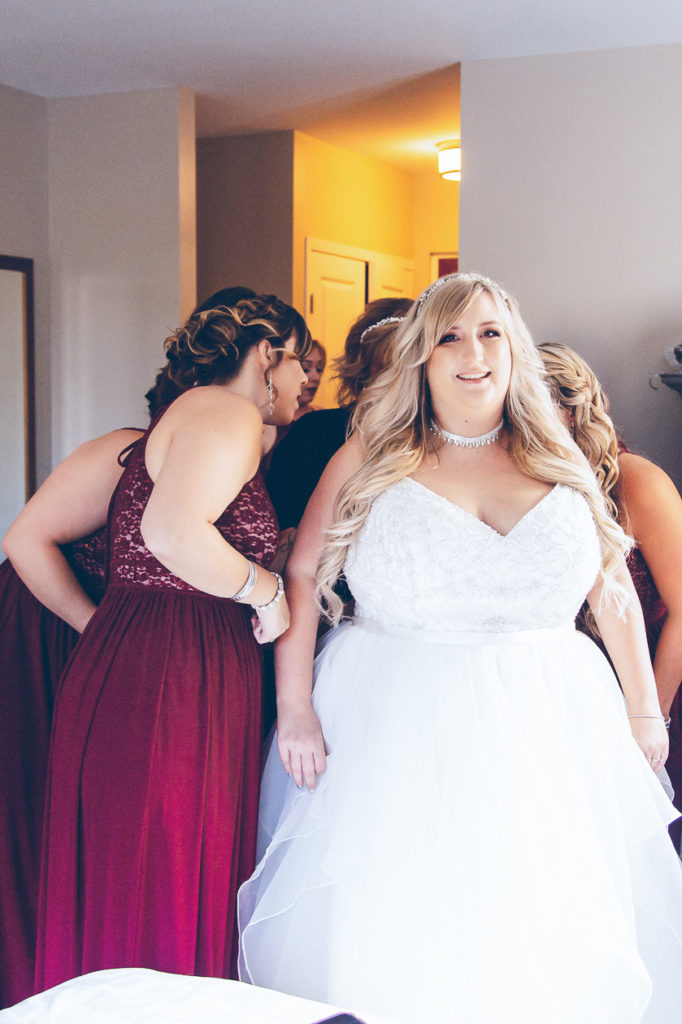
[[305, 238, 414, 408]]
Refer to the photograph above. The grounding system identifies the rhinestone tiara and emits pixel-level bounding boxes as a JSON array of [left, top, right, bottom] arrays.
[[359, 316, 406, 344], [416, 274, 510, 315]]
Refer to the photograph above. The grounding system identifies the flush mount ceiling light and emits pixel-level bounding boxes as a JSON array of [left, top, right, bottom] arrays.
[[437, 141, 461, 181]]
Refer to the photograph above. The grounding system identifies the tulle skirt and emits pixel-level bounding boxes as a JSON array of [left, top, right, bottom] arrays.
[[239, 620, 682, 1024]]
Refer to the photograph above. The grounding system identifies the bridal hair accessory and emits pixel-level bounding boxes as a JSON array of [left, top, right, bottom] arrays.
[[416, 274, 510, 315], [430, 418, 504, 449], [359, 316, 405, 344], [232, 561, 258, 602], [267, 371, 275, 415]]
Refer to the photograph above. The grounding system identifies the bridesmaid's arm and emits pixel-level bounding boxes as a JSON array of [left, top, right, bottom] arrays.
[[2, 428, 143, 633], [140, 389, 286, 639], [275, 436, 364, 790], [618, 452, 682, 716], [587, 563, 668, 770]]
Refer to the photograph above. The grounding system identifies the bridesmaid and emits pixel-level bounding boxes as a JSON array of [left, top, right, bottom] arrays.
[[35, 295, 310, 992], [0, 427, 142, 1009], [539, 342, 682, 851], [0, 286, 257, 1008]]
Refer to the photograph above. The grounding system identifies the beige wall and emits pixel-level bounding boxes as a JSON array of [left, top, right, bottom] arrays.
[[197, 132, 294, 304], [460, 44, 682, 487], [48, 87, 196, 463], [292, 131, 414, 311], [412, 171, 459, 295], [0, 84, 51, 481]]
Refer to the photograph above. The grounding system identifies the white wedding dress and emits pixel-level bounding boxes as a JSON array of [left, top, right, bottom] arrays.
[[239, 480, 682, 1024]]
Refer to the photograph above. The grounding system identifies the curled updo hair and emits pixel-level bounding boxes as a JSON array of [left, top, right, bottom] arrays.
[[191, 285, 255, 316], [145, 294, 311, 415], [334, 298, 414, 406], [538, 342, 621, 518], [316, 273, 632, 624]]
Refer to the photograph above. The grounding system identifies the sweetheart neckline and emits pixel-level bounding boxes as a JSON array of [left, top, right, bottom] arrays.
[[402, 478, 560, 539]]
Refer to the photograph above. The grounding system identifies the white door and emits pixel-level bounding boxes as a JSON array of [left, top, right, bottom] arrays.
[[368, 254, 414, 301], [305, 249, 367, 409]]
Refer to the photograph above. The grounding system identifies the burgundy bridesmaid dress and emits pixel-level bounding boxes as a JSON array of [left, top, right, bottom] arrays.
[[35, 414, 279, 994], [0, 532, 106, 1008]]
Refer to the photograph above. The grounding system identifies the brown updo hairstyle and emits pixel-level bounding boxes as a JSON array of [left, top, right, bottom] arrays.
[[538, 342, 621, 518], [191, 285, 255, 316], [146, 295, 311, 415], [334, 297, 414, 406]]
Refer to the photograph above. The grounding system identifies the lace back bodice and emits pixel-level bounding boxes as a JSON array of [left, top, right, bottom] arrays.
[[344, 480, 601, 632], [108, 420, 279, 592], [62, 529, 107, 603]]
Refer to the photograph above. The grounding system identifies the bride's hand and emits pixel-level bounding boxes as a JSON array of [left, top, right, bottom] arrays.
[[628, 717, 668, 773], [277, 703, 327, 791]]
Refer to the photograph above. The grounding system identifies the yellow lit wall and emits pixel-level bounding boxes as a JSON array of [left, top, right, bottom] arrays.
[[412, 170, 459, 294], [292, 131, 414, 311]]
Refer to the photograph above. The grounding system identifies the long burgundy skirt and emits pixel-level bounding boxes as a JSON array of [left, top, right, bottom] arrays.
[[35, 582, 263, 994], [0, 561, 77, 1008]]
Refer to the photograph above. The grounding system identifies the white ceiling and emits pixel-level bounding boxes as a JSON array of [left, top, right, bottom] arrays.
[[2, 0, 682, 171]]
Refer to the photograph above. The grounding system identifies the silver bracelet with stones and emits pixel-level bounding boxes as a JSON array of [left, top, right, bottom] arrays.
[[232, 560, 257, 602], [253, 572, 284, 611]]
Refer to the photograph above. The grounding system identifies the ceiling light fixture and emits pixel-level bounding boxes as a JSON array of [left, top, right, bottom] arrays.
[[437, 141, 461, 181]]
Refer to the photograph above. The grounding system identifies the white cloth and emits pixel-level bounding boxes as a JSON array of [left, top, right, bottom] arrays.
[[239, 481, 682, 1024], [0, 968, 395, 1023]]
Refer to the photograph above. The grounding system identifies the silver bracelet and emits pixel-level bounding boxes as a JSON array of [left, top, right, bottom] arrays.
[[627, 714, 671, 729], [253, 572, 284, 611], [232, 560, 257, 602]]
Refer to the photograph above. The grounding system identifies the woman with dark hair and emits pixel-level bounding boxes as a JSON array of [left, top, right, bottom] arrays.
[[296, 340, 326, 417], [35, 296, 311, 992], [0, 287, 260, 1007], [266, 297, 413, 533], [145, 287, 257, 415]]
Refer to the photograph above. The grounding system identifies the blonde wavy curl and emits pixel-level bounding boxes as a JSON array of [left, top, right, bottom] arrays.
[[316, 273, 632, 625], [537, 342, 621, 517]]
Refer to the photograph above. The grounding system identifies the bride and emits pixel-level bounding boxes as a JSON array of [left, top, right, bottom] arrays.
[[239, 273, 682, 1023]]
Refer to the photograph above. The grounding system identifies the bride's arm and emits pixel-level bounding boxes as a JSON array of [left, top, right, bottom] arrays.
[[275, 436, 364, 791], [587, 563, 668, 771]]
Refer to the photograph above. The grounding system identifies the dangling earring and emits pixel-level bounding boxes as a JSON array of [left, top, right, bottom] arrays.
[[267, 371, 275, 415]]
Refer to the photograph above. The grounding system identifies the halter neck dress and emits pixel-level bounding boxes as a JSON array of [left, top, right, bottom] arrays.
[[36, 409, 278, 994]]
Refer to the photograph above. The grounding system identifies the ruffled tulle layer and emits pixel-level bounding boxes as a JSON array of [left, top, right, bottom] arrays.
[[239, 621, 682, 1024]]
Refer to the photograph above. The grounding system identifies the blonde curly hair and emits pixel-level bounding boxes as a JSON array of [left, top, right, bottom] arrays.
[[316, 273, 632, 624], [537, 342, 621, 518]]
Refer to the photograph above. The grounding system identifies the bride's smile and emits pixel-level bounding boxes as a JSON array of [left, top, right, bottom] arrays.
[[426, 291, 511, 434]]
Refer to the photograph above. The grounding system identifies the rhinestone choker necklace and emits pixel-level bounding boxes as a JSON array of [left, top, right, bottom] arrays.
[[429, 418, 504, 449]]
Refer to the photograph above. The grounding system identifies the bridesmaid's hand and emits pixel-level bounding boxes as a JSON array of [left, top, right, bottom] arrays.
[[277, 704, 327, 791], [628, 717, 668, 773], [251, 595, 291, 644]]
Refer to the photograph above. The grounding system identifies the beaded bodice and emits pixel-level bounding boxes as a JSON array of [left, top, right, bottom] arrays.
[[62, 529, 107, 603], [108, 420, 279, 592], [344, 480, 601, 632]]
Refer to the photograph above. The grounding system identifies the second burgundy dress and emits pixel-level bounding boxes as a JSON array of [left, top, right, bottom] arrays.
[[0, 533, 106, 1009], [35, 418, 279, 994]]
